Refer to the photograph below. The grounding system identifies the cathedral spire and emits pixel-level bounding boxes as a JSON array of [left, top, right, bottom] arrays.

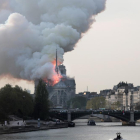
[[55, 49, 59, 74]]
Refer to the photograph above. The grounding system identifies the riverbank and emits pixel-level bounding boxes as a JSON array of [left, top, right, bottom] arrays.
[[1, 122, 140, 140], [0, 123, 68, 135]]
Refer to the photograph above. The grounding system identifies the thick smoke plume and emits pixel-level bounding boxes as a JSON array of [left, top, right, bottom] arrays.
[[0, 0, 106, 81]]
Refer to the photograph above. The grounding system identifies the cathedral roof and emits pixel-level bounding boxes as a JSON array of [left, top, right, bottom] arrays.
[[53, 80, 67, 88]]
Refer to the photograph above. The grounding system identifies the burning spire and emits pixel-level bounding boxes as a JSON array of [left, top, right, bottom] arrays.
[[55, 49, 59, 74]]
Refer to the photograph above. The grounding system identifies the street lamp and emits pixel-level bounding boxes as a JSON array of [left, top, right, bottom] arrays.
[[124, 86, 128, 111], [129, 89, 135, 125], [130, 89, 134, 111]]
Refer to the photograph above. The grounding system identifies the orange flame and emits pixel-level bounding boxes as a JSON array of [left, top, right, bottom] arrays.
[[44, 63, 62, 86], [52, 60, 61, 66], [52, 73, 62, 86]]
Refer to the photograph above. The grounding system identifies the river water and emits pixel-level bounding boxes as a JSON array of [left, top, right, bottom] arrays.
[[1, 119, 140, 140]]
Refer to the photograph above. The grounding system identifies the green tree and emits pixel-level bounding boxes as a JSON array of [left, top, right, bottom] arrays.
[[67, 96, 87, 109], [34, 80, 49, 120], [86, 96, 106, 109], [73, 101, 81, 109], [13, 85, 34, 117], [0, 84, 34, 122], [106, 101, 121, 110]]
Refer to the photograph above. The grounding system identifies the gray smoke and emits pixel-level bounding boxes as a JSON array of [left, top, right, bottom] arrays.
[[0, 0, 106, 81]]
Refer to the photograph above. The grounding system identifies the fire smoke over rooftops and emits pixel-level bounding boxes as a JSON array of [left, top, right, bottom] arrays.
[[0, 0, 106, 81]]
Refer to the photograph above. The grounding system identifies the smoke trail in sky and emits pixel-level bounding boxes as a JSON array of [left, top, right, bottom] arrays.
[[0, 0, 106, 81]]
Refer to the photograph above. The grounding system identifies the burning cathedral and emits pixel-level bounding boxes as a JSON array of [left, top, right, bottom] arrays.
[[35, 50, 76, 108]]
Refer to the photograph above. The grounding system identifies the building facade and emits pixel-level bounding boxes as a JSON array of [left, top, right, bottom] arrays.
[[35, 65, 76, 108], [106, 83, 140, 110]]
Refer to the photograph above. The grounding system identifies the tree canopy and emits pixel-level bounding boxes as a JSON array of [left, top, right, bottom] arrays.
[[67, 96, 87, 109], [0, 84, 34, 122], [86, 96, 106, 109], [106, 101, 121, 110], [34, 80, 49, 120]]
